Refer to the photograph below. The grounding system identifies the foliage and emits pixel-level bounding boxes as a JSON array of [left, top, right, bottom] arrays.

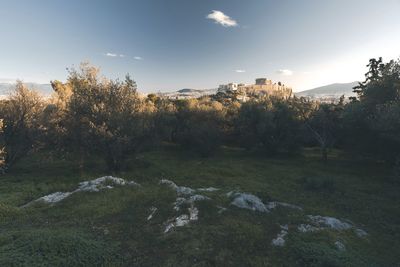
[[51, 63, 153, 172], [0, 82, 43, 172], [346, 58, 400, 162], [174, 98, 224, 157], [235, 98, 302, 155], [0, 58, 399, 171]]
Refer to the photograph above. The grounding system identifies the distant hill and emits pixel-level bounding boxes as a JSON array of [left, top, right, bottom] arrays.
[[177, 88, 205, 93], [0, 83, 53, 97], [296, 82, 358, 98]]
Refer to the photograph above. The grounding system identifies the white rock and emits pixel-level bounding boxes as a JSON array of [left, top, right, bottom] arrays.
[[164, 205, 199, 233], [226, 191, 234, 197], [22, 176, 139, 207], [77, 176, 129, 192], [298, 215, 367, 239], [40, 192, 72, 203], [217, 206, 227, 214], [354, 228, 368, 237], [175, 214, 190, 227], [173, 197, 187, 211], [267, 201, 303, 211], [335, 241, 346, 251], [271, 225, 289, 247], [189, 206, 199, 221], [197, 187, 219, 192], [160, 179, 195, 195], [308, 215, 352, 230], [229, 192, 269, 212], [297, 224, 320, 233], [147, 207, 158, 221], [189, 194, 210, 202]]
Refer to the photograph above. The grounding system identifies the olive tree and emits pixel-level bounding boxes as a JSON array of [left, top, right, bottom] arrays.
[[54, 63, 151, 172], [0, 82, 43, 172]]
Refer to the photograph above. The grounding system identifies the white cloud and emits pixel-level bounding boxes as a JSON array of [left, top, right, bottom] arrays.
[[235, 70, 246, 73], [105, 52, 118, 57], [276, 69, 293, 76], [134, 56, 142, 60], [206, 10, 238, 27], [104, 53, 125, 58]]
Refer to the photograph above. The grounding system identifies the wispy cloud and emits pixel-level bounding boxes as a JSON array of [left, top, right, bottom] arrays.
[[235, 70, 246, 73], [206, 10, 238, 27], [134, 56, 142, 60], [105, 53, 125, 58], [276, 69, 293, 76]]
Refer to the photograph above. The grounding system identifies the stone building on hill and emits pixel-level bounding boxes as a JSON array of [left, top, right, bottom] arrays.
[[218, 78, 292, 99], [238, 78, 292, 98]]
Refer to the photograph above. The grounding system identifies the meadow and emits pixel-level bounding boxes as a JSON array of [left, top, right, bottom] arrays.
[[1, 145, 398, 266]]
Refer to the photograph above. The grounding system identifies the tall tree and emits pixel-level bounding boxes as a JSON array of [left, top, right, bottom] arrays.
[[53, 62, 150, 172], [0, 82, 43, 172]]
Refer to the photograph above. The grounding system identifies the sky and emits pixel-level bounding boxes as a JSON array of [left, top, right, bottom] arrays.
[[0, 0, 399, 92]]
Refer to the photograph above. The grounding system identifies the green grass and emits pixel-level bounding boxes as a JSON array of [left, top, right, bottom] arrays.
[[0, 145, 399, 266]]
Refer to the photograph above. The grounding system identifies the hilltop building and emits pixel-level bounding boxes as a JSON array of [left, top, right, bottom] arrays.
[[217, 83, 239, 93], [218, 78, 292, 99]]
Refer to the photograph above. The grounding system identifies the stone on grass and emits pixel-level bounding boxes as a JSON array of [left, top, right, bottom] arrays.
[[77, 176, 132, 192], [297, 224, 320, 233], [354, 228, 368, 237], [22, 176, 139, 207], [147, 207, 158, 221], [40, 192, 73, 203], [197, 187, 219, 192], [335, 241, 346, 251], [271, 225, 289, 247], [164, 205, 199, 233], [298, 215, 368, 239], [308, 215, 352, 230], [159, 179, 195, 195], [229, 192, 269, 212], [217, 206, 227, 214]]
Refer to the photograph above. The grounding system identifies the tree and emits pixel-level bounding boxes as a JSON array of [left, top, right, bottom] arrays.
[[53, 62, 151, 172], [175, 98, 224, 157], [294, 97, 342, 162], [235, 97, 302, 155], [345, 58, 400, 162], [352, 57, 400, 106], [0, 82, 43, 172]]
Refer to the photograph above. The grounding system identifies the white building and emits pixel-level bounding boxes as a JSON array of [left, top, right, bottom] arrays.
[[218, 83, 238, 93]]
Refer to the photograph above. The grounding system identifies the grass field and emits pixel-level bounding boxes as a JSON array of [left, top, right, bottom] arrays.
[[0, 145, 399, 266]]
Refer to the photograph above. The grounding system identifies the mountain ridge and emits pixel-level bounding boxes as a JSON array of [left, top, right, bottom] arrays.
[[295, 81, 358, 97]]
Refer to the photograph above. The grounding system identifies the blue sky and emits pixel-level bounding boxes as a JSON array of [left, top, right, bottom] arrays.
[[0, 0, 399, 92]]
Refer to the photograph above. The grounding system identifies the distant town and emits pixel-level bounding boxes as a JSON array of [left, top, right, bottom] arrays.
[[156, 78, 356, 103], [158, 77, 291, 100]]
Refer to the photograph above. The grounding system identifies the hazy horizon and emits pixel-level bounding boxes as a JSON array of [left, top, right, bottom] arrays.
[[1, 0, 399, 92]]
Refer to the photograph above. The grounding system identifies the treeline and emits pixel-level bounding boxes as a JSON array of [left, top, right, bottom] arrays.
[[0, 59, 399, 174]]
